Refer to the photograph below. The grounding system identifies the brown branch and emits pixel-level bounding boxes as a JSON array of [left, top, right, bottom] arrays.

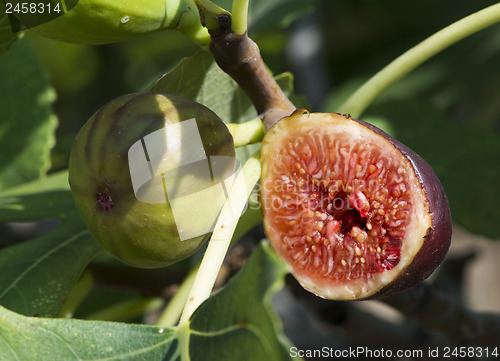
[[287, 275, 500, 348], [209, 17, 296, 131], [382, 283, 500, 347], [285, 276, 446, 350]]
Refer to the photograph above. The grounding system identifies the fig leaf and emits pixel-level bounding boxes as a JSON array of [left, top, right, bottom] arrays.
[[0, 171, 101, 318], [0, 38, 57, 191], [0, 242, 296, 361]]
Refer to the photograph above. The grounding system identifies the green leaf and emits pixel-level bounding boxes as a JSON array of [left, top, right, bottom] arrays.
[[0, 37, 58, 191], [0, 306, 177, 360], [363, 99, 500, 239], [0, 170, 73, 223], [0, 2, 21, 55], [0, 172, 102, 317], [0, 220, 99, 318], [0, 242, 295, 361], [0, 169, 69, 197], [152, 50, 256, 125], [188, 242, 293, 361], [0, 171, 72, 222]]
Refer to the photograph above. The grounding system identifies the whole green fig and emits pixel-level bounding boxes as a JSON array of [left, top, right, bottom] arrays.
[[69, 92, 235, 268], [12, 0, 206, 44]]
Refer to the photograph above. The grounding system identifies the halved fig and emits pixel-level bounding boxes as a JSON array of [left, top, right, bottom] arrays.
[[260, 111, 451, 300]]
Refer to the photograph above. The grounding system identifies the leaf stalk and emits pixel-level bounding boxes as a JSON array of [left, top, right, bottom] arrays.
[[338, 3, 500, 118]]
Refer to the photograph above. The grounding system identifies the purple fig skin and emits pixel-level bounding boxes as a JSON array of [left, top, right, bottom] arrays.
[[353, 116, 452, 299], [260, 111, 452, 300]]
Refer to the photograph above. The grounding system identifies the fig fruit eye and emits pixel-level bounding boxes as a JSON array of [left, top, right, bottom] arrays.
[[69, 92, 235, 268], [260, 111, 452, 300]]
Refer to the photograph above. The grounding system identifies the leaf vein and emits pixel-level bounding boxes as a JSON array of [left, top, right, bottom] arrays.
[[37, 325, 83, 360], [190, 322, 274, 355], [0, 330, 22, 361], [91, 334, 177, 361], [0, 229, 90, 299]]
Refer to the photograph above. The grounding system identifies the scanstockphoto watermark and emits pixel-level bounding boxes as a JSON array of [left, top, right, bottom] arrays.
[[248, 176, 374, 213], [289, 346, 424, 359], [128, 118, 248, 241], [251, 171, 408, 215], [290, 346, 500, 359]]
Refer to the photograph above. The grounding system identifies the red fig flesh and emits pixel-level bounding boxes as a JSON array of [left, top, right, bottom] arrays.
[[260, 111, 452, 300]]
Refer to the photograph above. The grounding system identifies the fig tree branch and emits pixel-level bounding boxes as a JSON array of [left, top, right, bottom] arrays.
[[289, 277, 500, 348], [209, 18, 296, 131], [383, 283, 500, 347]]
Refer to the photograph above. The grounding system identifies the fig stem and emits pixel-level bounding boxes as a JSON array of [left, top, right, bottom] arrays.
[[231, 0, 249, 35], [85, 297, 164, 321], [57, 270, 93, 318], [209, 24, 296, 131], [178, 151, 262, 325], [156, 265, 198, 327], [226, 117, 265, 147], [175, 1, 212, 45], [193, 0, 231, 31], [338, 3, 500, 118]]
